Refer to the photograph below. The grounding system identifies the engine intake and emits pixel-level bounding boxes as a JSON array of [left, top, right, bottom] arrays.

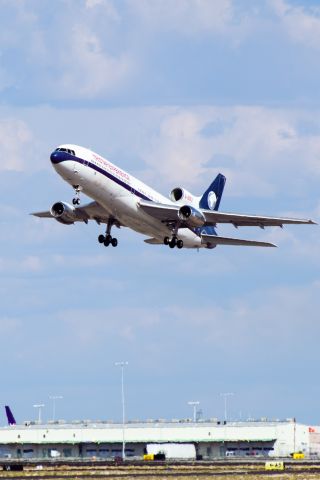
[[50, 201, 77, 225], [178, 205, 206, 228], [170, 187, 194, 204]]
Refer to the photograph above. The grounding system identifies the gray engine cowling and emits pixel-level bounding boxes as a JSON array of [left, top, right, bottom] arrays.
[[178, 205, 206, 228], [50, 202, 78, 225]]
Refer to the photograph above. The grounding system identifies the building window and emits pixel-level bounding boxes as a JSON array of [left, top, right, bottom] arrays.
[[63, 448, 72, 458]]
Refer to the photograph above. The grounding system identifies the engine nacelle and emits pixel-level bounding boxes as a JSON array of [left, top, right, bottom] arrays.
[[170, 187, 196, 205], [50, 201, 78, 225], [178, 205, 206, 228]]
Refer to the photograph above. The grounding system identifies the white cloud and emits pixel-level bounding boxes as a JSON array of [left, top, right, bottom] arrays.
[[128, 0, 234, 36], [0, 316, 21, 335], [85, 0, 120, 22], [56, 24, 133, 99], [85, 0, 105, 8], [59, 307, 162, 346], [0, 1, 133, 101], [0, 119, 34, 171], [271, 0, 320, 50], [0, 255, 43, 273], [52, 253, 112, 269], [51, 279, 320, 370], [140, 109, 213, 187], [139, 105, 320, 197]]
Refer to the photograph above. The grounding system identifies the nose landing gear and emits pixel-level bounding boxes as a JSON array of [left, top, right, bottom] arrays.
[[72, 185, 82, 205]]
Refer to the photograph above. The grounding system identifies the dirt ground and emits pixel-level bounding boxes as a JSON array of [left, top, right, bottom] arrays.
[[1, 462, 320, 480]]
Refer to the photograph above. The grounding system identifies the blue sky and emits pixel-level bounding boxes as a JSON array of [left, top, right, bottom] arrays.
[[0, 0, 320, 426]]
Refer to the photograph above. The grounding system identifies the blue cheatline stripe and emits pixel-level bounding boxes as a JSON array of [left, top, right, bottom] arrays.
[[54, 153, 151, 202]]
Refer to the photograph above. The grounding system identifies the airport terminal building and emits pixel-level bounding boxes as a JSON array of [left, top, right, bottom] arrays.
[[0, 418, 319, 460]]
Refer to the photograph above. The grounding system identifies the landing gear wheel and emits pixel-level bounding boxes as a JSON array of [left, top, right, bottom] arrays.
[[104, 237, 111, 247], [164, 236, 170, 245], [169, 239, 176, 248], [177, 239, 184, 249], [101, 218, 118, 249]]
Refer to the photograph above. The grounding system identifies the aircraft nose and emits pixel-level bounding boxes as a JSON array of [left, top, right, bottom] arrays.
[[50, 151, 61, 164], [50, 149, 71, 164]]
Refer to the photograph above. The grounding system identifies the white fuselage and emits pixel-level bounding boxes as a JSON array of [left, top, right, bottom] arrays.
[[52, 144, 203, 248]]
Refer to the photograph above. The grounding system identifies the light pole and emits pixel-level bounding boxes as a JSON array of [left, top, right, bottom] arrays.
[[115, 361, 128, 460], [220, 393, 234, 421], [33, 404, 45, 424], [49, 395, 63, 422], [188, 401, 200, 422]]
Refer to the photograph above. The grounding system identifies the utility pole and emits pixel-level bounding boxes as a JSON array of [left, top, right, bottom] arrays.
[[33, 404, 45, 424], [220, 393, 234, 421], [49, 395, 63, 422], [115, 361, 129, 460], [188, 401, 200, 422]]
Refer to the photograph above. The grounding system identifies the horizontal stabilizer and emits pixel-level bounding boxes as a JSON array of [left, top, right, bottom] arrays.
[[144, 237, 163, 244], [201, 234, 277, 248]]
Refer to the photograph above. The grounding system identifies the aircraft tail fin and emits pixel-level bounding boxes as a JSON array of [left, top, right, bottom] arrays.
[[199, 173, 226, 211], [5, 406, 16, 425]]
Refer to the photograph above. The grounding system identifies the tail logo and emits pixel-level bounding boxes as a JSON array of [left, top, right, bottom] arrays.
[[207, 191, 217, 210]]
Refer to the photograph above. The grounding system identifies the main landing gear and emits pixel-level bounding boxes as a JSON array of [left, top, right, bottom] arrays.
[[72, 185, 81, 205], [98, 218, 118, 248], [164, 235, 183, 249]]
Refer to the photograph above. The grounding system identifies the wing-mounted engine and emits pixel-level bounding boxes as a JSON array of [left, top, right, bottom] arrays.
[[170, 187, 199, 207], [50, 201, 87, 225], [178, 205, 206, 228]]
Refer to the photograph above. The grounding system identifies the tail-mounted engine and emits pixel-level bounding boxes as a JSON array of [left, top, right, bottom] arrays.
[[50, 201, 79, 225], [178, 205, 206, 228], [170, 187, 196, 205]]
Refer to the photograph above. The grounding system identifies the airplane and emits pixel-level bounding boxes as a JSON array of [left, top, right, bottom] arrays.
[[32, 144, 316, 249]]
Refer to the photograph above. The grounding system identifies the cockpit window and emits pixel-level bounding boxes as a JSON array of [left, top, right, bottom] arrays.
[[55, 148, 76, 156]]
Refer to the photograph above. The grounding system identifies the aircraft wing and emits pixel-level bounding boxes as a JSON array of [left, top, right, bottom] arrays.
[[32, 201, 118, 225], [32, 210, 53, 218], [138, 201, 180, 224], [201, 234, 276, 248], [138, 200, 316, 228], [200, 210, 316, 227]]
